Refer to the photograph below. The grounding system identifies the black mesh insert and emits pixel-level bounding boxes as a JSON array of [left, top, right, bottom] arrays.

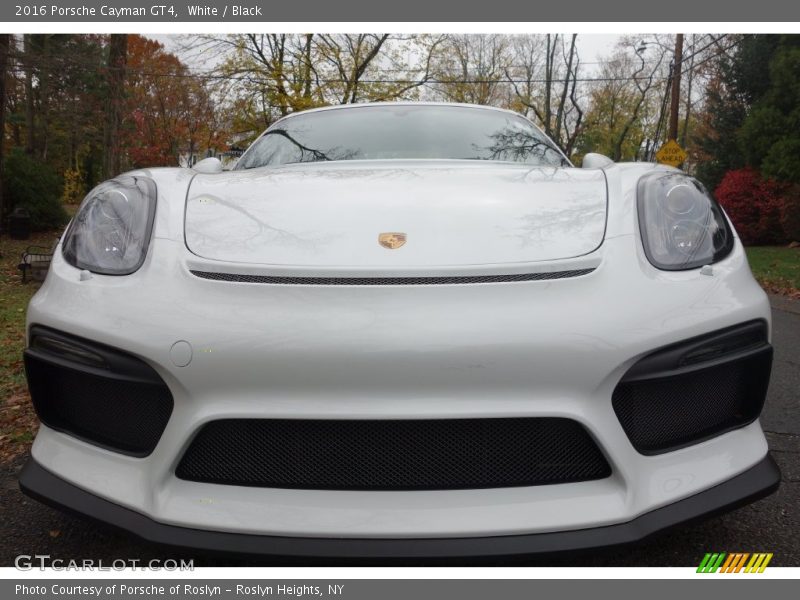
[[190, 268, 595, 286], [25, 352, 173, 456], [176, 418, 611, 490], [612, 348, 772, 455]]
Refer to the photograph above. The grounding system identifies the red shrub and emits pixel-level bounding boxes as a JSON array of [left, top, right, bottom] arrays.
[[780, 185, 800, 243], [714, 168, 787, 245]]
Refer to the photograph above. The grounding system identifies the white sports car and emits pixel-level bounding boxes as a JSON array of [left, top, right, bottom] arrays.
[[20, 102, 779, 558]]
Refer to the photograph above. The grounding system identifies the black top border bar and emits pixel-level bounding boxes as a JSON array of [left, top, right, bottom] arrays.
[[2, 0, 800, 23]]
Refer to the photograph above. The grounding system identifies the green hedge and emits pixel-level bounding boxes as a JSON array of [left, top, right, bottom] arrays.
[[3, 148, 68, 230]]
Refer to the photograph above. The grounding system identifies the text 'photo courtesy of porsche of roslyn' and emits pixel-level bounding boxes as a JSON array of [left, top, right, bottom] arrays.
[[0, 22, 798, 578]]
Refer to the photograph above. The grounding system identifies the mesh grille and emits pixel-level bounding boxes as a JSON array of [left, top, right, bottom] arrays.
[[612, 349, 772, 455], [176, 418, 611, 490], [190, 268, 595, 286], [25, 354, 173, 456]]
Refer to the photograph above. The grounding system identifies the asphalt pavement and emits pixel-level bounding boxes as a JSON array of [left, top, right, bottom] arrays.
[[1, 295, 798, 567]]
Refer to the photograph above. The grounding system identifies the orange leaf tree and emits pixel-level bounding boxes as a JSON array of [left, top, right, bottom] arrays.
[[122, 35, 222, 169]]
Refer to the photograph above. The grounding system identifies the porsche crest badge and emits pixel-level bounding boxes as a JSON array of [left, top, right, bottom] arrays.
[[378, 232, 407, 250]]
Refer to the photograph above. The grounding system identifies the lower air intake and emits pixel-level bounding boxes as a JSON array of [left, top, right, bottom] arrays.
[[613, 321, 772, 455], [176, 418, 611, 490], [25, 327, 173, 457]]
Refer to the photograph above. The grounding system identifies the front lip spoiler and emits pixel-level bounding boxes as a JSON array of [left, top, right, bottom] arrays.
[[19, 455, 780, 559]]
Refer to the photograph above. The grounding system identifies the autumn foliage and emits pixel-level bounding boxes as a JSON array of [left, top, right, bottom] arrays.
[[123, 35, 223, 168], [714, 168, 787, 245]]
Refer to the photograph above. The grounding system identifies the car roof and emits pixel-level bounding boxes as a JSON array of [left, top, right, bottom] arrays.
[[268, 102, 528, 129]]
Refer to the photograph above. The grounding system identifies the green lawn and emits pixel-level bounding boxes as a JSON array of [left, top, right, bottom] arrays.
[[745, 246, 800, 294], [0, 227, 65, 462]]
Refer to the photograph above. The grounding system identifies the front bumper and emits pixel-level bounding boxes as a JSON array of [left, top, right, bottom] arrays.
[[19, 455, 780, 558], [23, 234, 777, 545]]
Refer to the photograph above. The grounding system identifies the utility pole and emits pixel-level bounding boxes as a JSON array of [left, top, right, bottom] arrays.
[[667, 33, 684, 141]]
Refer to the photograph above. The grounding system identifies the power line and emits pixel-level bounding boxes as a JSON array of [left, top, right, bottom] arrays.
[[5, 44, 675, 87], [7, 34, 741, 89], [5, 34, 745, 131], [679, 35, 723, 64], [679, 36, 744, 75], [7, 58, 677, 87], [8, 34, 741, 89], [645, 35, 744, 159]]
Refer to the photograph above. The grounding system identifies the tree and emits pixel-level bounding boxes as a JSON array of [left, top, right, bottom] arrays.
[[0, 34, 9, 224], [23, 34, 35, 155], [432, 34, 513, 106], [1, 34, 108, 218], [575, 39, 668, 161], [694, 35, 780, 189], [123, 35, 219, 168], [315, 34, 392, 104], [103, 34, 127, 178], [739, 38, 800, 183], [506, 34, 584, 155], [188, 33, 439, 147], [207, 33, 323, 122]]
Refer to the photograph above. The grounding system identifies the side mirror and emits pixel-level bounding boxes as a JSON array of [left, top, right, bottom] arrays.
[[192, 157, 223, 174], [582, 153, 614, 169]]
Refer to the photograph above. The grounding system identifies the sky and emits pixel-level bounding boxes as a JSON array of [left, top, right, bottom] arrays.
[[577, 34, 623, 67]]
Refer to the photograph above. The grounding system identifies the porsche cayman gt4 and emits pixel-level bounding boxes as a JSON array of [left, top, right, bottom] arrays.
[[20, 103, 779, 558]]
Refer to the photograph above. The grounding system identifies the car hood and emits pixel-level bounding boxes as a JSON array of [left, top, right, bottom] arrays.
[[184, 161, 607, 268]]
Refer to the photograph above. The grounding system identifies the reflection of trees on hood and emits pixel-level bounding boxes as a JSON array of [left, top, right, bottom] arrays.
[[480, 128, 570, 166]]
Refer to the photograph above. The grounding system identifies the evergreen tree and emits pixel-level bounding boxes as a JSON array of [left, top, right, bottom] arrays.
[[694, 35, 779, 190]]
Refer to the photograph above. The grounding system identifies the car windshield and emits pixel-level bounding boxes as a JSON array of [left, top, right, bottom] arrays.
[[235, 105, 570, 169]]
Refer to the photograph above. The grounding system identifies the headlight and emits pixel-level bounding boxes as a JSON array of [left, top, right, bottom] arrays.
[[637, 171, 733, 271], [62, 176, 157, 275]]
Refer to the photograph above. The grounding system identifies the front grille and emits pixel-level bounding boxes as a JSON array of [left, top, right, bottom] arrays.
[[190, 268, 595, 286], [25, 328, 173, 457], [176, 418, 611, 490], [613, 322, 772, 455]]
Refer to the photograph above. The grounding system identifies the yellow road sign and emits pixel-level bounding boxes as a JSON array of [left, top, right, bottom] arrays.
[[656, 139, 687, 167]]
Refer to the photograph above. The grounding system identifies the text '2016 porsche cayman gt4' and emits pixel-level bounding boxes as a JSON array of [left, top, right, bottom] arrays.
[[20, 103, 779, 558]]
